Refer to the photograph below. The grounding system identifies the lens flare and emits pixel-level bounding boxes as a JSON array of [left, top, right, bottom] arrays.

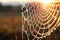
[[41, 0, 53, 4], [34, 0, 53, 4]]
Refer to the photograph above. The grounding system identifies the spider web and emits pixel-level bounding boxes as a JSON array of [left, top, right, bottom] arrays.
[[17, 1, 60, 40]]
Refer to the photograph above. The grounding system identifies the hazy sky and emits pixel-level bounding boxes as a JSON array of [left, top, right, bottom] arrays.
[[0, 0, 41, 6], [0, 0, 34, 3], [0, 0, 35, 6]]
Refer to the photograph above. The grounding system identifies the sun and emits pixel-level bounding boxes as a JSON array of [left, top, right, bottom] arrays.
[[34, 0, 53, 4], [41, 0, 53, 4]]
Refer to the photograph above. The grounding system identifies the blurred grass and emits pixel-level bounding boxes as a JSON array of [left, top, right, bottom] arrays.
[[0, 13, 22, 35]]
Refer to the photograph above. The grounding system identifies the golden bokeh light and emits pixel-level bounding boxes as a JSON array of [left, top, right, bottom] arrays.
[[34, 0, 54, 5], [40, 0, 53, 4]]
